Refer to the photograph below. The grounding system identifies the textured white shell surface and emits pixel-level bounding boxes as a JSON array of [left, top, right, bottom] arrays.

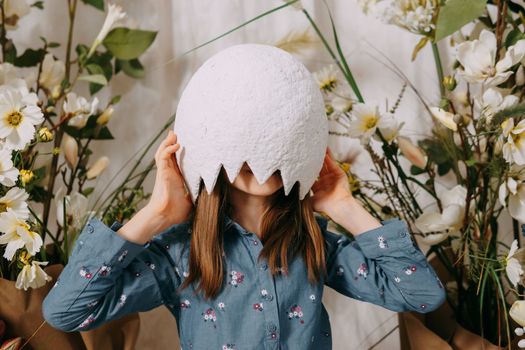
[[173, 43, 328, 204]]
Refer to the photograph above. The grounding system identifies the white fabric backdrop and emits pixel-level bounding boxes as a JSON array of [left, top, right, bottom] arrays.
[[19, 0, 455, 348]]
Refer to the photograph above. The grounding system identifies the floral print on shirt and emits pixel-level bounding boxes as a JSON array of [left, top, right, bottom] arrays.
[[42, 214, 446, 348], [288, 304, 305, 324], [229, 270, 244, 287]]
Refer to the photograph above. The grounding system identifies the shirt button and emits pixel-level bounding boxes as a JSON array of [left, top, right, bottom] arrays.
[[266, 323, 277, 332], [87, 224, 94, 234], [399, 230, 407, 237], [259, 263, 268, 270]]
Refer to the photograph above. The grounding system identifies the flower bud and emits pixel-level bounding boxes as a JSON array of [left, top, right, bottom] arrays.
[[19, 169, 35, 186], [397, 135, 428, 169], [37, 127, 53, 142], [51, 85, 62, 100], [96, 106, 114, 125], [443, 75, 457, 91], [62, 133, 78, 168], [517, 65, 525, 87], [86, 156, 110, 179]]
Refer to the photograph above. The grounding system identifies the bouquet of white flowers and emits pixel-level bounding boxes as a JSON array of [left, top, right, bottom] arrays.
[[0, 0, 159, 294]]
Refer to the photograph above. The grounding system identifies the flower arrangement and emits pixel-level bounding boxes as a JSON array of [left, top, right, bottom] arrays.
[[190, 0, 525, 347], [322, 0, 525, 347], [0, 0, 160, 295]]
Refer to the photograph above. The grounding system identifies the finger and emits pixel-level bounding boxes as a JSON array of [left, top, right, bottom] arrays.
[[171, 152, 184, 178], [324, 147, 339, 172], [160, 143, 180, 160], [155, 131, 177, 159], [319, 153, 331, 176]]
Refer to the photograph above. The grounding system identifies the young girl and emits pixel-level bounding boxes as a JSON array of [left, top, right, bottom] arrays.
[[43, 43, 445, 349], [43, 130, 445, 350]]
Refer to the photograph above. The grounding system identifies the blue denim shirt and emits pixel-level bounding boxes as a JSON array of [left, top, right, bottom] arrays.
[[42, 214, 446, 350]]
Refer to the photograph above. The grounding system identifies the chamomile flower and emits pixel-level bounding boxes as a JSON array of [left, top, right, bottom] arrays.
[[0, 187, 29, 220], [0, 208, 43, 260], [0, 85, 44, 150], [0, 147, 19, 187], [313, 65, 338, 93]]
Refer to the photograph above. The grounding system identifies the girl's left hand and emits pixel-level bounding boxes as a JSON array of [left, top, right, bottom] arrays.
[[310, 147, 353, 215]]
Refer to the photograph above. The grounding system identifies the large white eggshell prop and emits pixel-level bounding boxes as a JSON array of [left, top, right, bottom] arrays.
[[173, 43, 328, 204]]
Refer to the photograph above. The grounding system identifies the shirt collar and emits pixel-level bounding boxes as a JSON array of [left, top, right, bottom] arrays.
[[224, 214, 253, 236]]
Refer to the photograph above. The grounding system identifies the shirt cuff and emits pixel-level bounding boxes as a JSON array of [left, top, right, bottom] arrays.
[[353, 218, 417, 259], [79, 217, 151, 270]]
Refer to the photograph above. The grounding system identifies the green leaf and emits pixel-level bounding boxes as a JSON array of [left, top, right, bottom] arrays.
[[14, 48, 45, 67], [81, 0, 104, 10], [110, 95, 121, 105], [465, 158, 477, 166], [119, 58, 145, 78], [48, 42, 60, 48], [32, 1, 44, 9], [4, 40, 17, 64], [82, 187, 95, 196], [504, 28, 525, 48], [86, 51, 113, 79], [76, 44, 89, 66], [78, 74, 108, 85], [434, 0, 488, 42], [102, 27, 157, 60], [85, 63, 107, 94]]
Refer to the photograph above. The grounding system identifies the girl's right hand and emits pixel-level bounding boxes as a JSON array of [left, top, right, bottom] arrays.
[[146, 130, 193, 225]]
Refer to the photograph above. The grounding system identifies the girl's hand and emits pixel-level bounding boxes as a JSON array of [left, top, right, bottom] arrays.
[[310, 147, 353, 216], [145, 130, 193, 225]]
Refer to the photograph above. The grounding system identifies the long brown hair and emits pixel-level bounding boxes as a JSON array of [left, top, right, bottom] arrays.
[[178, 166, 327, 300]]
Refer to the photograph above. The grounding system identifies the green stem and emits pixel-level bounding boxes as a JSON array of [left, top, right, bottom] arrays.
[[98, 114, 176, 218], [431, 42, 445, 98], [301, 9, 364, 102], [181, 0, 300, 57]]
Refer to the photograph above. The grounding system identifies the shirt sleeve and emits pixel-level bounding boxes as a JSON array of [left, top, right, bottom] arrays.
[[319, 215, 446, 313], [42, 216, 190, 332]]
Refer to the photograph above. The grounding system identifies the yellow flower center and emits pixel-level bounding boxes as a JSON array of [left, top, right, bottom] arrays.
[[320, 78, 337, 93], [19, 250, 31, 265], [325, 104, 334, 116], [364, 115, 378, 130], [6, 110, 23, 127], [0, 202, 7, 213]]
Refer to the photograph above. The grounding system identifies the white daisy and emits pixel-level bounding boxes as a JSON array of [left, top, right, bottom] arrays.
[[0, 187, 29, 220], [313, 65, 339, 93], [0, 85, 43, 150], [0, 208, 43, 260], [348, 103, 389, 144], [0, 147, 19, 187]]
